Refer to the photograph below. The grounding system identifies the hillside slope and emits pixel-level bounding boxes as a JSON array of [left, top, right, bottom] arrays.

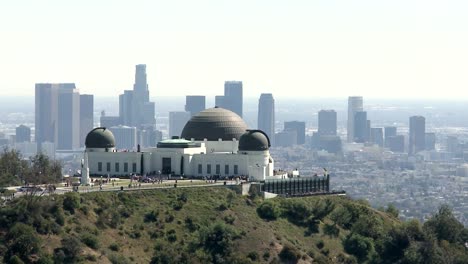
[[0, 187, 467, 264]]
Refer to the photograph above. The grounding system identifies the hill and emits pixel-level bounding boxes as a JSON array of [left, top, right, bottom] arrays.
[[0, 187, 467, 264]]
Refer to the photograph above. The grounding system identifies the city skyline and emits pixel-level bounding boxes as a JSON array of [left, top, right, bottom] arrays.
[[1, 1, 468, 98]]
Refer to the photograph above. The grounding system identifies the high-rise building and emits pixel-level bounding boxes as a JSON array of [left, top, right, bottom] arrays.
[[118, 64, 156, 129], [347, 96, 363, 142], [275, 130, 297, 147], [80, 94, 94, 147], [353, 111, 368, 143], [318, 110, 337, 136], [215, 95, 225, 108], [100, 111, 121, 128], [35, 83, 86, 150], [169, 111, 191, 138], [284, 121, 306, 145], [109, 125, 137, 150], [223, 81, 243, 117], [16, 125, 31, 143], [370, 127, 384, 147], [409, 116, 426, 155], [388, 135, 405, 152], [384, 126, 397, 147], [185, 96, 206, 117], [258, 94, 275, 145], [425, 132, 436, 151]]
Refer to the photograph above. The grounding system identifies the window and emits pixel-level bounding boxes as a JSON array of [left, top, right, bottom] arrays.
[[198, 164, 202, 174], [216, 164, 220, 174], [124, 162, 128, 172], [115, 163, 119, 172], [106, 162, 111, 172], [132, 163, 137, 173], [225, 165, 229, 175], [207, 164, 211, 174], [234, 165, 238, 175], [98, 162, 102, 172]]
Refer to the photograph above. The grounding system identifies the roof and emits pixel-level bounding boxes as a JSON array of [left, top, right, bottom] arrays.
[[85, 127, 115, 149], [157, 139, 199, 148], [239, 130, 271, 151], [181, 107, 248, 141]]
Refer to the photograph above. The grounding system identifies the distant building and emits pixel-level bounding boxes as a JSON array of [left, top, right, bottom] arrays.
[[284, 121, 306, 145], [447, 136, 460, 154], [388, 135, 405, 152], [223, 81, 243, 117], [215, 95, 225, 108], [318, 110, 337, 136], [169, 111, 191, 138], [347, 96, 363, 142], [100, 111, 121, 128], [80, 94, 94, 147], [353, 111, 368, 143], [258, 94, 275, 146], [370, 128, 384, 147], [409, 116, 425, 155], [275, 130, 297, 147], [14, 142, 37, 158], [109, 125, 137, 150], [16, 125, 31, 143], [317, 135, 342, 154], [425, 132, 436, 151], [384, 126, 397, 147], [185, 96, 206, 117]]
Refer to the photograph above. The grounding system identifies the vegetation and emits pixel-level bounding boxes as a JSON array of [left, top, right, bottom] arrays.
[[0, 187, 466, 263]]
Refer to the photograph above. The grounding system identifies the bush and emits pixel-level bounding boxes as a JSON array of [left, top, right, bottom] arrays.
[[257, 200, 280, 220], [63, 192, 80, 213], [316, 240, 325, 249], [61, 236, 82, 259], [108, 253, 131, 264], [197, 222, 240, 258], [343, 233, 375, 261], [81, 232, 100, 249], [247, 251, 259, 261], [386, 204, 399, 218], [278, 244, 301, 264], [166, 229, 177, 243], [224, 214, 236, 225], [5, 223, 41, 262], [144, 210, 159, 223], [109, 243, 120, 252], [323, 223, 340, 237]]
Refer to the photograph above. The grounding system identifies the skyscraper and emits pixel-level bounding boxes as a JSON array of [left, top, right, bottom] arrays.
[[384, 126, 397, 147], [109, 125, 137, 150], [353, 111, 367, 143], [257, 94, 275, 145], [318, 110, 337, 136], [16, 125, 31, 143], [370, 127, 384, 147], [80, 94, 94, 147], [169, 112, 191, 138], [35, 83, 84, 150], [425, 132, 436, 151], [347, 96, 363, 142], [118, 64, 156, 129], [409, 116, 426, 155], [284, 121, 306, 145], [185, 96, 206, 117], [222, 81, 243, 117]]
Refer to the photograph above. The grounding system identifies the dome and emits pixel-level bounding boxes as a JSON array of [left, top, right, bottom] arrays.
[[239, 130, 271, 151], [85, 127, 115, 148], [181, 107, 248, 141]]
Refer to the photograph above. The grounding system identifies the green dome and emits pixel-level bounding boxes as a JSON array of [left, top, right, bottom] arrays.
[[181, 107, 248, 141], [239, 130, 270, 151], [85, 127, 115, 148]]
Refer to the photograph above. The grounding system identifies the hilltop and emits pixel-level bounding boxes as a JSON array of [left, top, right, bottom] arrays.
[[0, 187, 467, 264]]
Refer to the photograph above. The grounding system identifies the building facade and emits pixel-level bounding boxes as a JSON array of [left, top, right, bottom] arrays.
[[185, 96, 206, 117], [284, 121, 306, 145], [409, 116, 426, 155], [258, 93, 275, 146], [347, 96, 363, 142]]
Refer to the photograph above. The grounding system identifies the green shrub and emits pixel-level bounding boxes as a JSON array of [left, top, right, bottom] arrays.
[[323, 223, 340, 237], [108, 253, 131, 264], [63, 192, 80, 213], [109, 243, 120, 252], [278, 244, 300, 264], [144, 210, 159, 222], [247, 251, 259, 261], [61, 236, 82, 260], [257, 200, 280, 220], [81, 232, 100, 249], [343, 233, 375, 261], [5, 223, 41, 262]]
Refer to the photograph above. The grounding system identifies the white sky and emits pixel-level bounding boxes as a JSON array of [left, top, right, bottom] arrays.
[[1, 0, 467, 98]]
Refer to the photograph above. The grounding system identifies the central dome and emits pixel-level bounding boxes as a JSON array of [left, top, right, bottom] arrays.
[[181, 107, 248, 141]]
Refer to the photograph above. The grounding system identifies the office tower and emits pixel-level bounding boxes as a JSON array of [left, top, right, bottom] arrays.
[[223, 81, 243, 117], [118, 64, 156, 129], [447, 136, 459, 153], [215, 95, 226, 108], [275, 131, 297, 147], [284, 121, 306, 145], [409, 116, 426, 155], [317, 135, 342, 154], [258, 94, 275, 145], [169, 112, 191, 138], [318, 110, 337, 136], [16, 125, 31, 143], [353, 111, 368, 143], [370, 128, 384, 147], [384, 126, 397, 147], [185, 96, 206, 117], [80, 94, 94, 147], [388, 135, 405, 152], [109, 125, 137, 150], [347, 96, 363, 142], [100, 111, 121, 128], [140, 128, 163, 147], [425, 132, 436, 151], [14, 142, 37, 158], [35, 83, 84, 150]]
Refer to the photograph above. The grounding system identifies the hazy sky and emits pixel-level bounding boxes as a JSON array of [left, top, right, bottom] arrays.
[[1, 0, 467, 98]]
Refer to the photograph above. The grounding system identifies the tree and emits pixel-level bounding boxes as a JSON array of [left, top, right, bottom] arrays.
[[0, 148, 29, 186], [257, 200, 280, 220], [386, 204, 399, 218], [4, 223, 41, 262], [197, 222, 240, 260], [343, 233, 375, 261], [423, 204, 465, 243], [63, 192, 80, 214]]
